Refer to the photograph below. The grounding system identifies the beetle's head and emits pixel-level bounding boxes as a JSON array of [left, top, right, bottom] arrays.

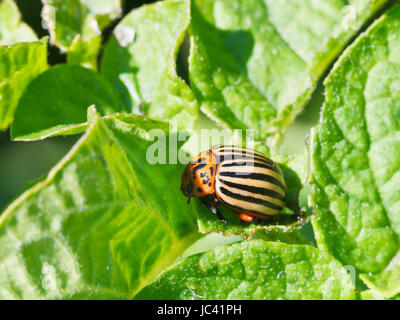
[[181, 150, 216, 204]]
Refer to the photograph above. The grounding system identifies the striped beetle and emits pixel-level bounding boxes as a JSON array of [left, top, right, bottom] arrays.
[[181, 145, 286, 223]]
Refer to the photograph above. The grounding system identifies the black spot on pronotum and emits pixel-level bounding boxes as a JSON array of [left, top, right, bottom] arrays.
[[192, 163, 207, 174], [197, 187, 203, 193], [191, 157, 206, 165]]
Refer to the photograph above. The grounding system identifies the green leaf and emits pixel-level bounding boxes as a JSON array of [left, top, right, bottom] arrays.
[[359, 289, 400, 300], [0, 110, 201, 299], [0, 0, 46, 130], [135, 240, 356, 300], [0, 39, 48, 130], [360, 252, 400, 298], [67, 35, 102, 70], [359, 289, 385, 300], [0, 0, 37, 45], [189, 0, 389, 146], [11, 64, 127, 140], [311, 5, 400, 299], [42, 0, 122, 69], [180, 233, 243, 260], [101, 0, 199, 132]]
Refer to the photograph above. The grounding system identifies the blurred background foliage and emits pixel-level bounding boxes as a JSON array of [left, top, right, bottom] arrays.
[[0, 0, 322, 210]]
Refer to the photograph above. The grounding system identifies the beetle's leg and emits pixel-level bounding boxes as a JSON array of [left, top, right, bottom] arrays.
[[290, 202, 305, 221], [235, 212, 255, 223], [252, 217, 264, 224], [286, 190, 306, 221], [252, 216, 271, 225], [200, 196, 228, 224], [214, 208, 228, 224], [211, 196, 228, 224], [234, 212, 271, 225]]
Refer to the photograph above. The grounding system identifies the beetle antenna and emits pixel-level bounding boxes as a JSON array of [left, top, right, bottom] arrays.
[[187, 195, 191, 204]]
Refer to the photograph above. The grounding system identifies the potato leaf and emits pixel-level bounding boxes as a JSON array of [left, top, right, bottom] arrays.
[[11, 65, 126, 140], [0, 39, 48, 130], [0, 0, 37, 45], [101, 0, 199, 132], [189, 0, 389, 145], [42, 0, 122, 69], [0, 109, 201, 299], [136, 240, 356, 300], [0, 0, 47, 130], [311, 6, 400, 299]]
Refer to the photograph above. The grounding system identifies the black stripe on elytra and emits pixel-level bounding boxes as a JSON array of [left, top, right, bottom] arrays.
[[218, 171, 285, 190], [192, 163, 207, 174], [220, 160, 280, 174], [219, 178, 285, 201], [217, 196, 274, 216], [219, 187, 283, 210]]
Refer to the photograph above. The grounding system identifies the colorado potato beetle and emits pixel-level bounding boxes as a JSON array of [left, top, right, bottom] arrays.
[[181, 145, 287, 223]]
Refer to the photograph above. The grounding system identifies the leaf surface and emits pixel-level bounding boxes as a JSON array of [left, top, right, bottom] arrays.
[[42, 0, 122, 69], [11, 65, 126, 140], [136, 240, 356, 300], [0, 109, 201, 299], [311, 5, 400, 298], [101, 0, 198, 132], [67, 35, 102, 70], [0, 39, 48, 130], [189, 0, 389, 145], [0, 0, 37, 45]]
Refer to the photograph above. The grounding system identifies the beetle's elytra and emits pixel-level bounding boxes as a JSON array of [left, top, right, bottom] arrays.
[[181, 145, 287, 223]]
